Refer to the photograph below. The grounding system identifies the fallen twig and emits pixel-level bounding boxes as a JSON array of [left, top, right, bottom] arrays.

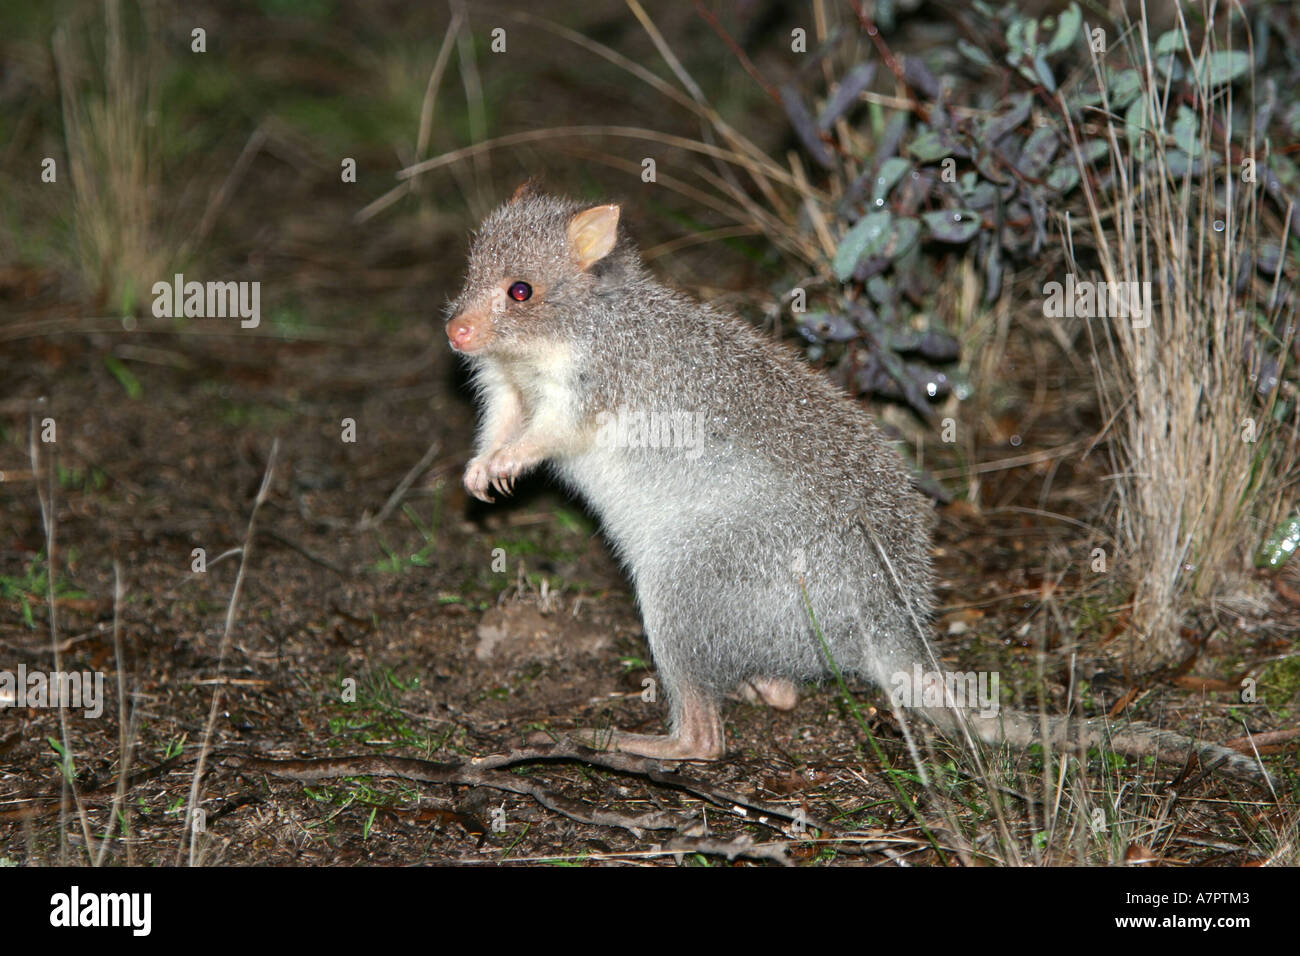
[[218, 741, 833, 837]]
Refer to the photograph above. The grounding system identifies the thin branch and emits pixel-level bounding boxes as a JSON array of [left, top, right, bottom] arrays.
[[178, 440, 279, 866]]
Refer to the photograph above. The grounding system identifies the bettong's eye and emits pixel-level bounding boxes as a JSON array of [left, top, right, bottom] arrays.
[[507, 281, 532, 302]]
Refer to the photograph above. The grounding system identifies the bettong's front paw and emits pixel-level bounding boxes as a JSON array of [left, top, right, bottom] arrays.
[[484, 443, 541, 498], [463, 456, 495, 503]]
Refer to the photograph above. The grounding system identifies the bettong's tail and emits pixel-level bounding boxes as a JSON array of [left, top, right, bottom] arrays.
[[855, 519, 1275, 788]]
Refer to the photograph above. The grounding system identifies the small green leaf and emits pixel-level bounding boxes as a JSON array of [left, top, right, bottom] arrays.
[[1023, 19, 1039, 53], [922, 208, 982, 243], [983, 93, 1033, 143], [103, 355, 143, 399], [1077, 139, 1110, 165], [1153, 31, 1184, 80], [1125, 96, 1151, 151], [961, 180, 999, 210], [1033, 51, 1056, 92], [118, 276, 137, 318], [888, 217, 922, 260], [1154, 30, 1181, 57], [872, 157, 912, 206], [1255, 514, 1300, 569], [1170, 105, 1201, 157], [1104, 69, 1141, 109], [1005, 17, 1026, 57], [1046, 163, 1079, 194], [833, 211, 892, 281], [1046, 3, 1081, 56], [956, 39, 994, 68], [866, 276, 893, 305], [1283, 101, 1300, 138], [1163, 150, 1193, 179], [907, 131, 953, 163], [1202, 50, 1251, 86], [1019, 126, 1060, 177]]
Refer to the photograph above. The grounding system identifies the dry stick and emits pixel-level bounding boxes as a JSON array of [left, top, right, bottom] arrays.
[[812, 0, 835, 95], [658, 836, 791, 865], [679, 2, 774, 215], [449, 0, 489, 213], [1222, 727, 1300, 755], [0, 317, 358, 345], [358, 439, 441, 532], [221, 743, 832, 835], [177, 440, 279, 866], [931, 439, 1090, 480], [502, 837, 790, 867], [360, 126, 823, 225], [787, 151, 837, 260], [456, 839, 796, 866], [357, 16, 463, 228], [309, 759, 694, 836], [624, 0, 793, 222], [691, 0, 780, 103], [416, 10, 465, 162], [550, 143, 812, 263], [985, 505, 1114, 542], [687, 162, 820, 262], [641, 224, 765, 262], [93, 561, 135, 868], [547, 142, 815, 264], [508, 7, 803, 228], [479, 774, 690, 836], [509, 10, 698, 115], [256, 529, 347, 578], [178, 124, 268, 264], [30, 402, 96, 862]]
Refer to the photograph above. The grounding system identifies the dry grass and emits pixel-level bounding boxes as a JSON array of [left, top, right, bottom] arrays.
[[1065, 2, 1299, 666], [52, 0, 169, 311], [365, 0, 838, 273]]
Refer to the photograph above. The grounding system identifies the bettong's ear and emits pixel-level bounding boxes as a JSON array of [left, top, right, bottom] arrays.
[[508, 177, 541, 204], [567, 204, 620, 270]]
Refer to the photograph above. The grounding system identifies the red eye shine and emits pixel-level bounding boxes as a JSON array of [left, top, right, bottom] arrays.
[[508, 281, 532, 302]]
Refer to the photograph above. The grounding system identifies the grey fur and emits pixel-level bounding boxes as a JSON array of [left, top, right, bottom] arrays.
[[446, 192, 1271, 784]]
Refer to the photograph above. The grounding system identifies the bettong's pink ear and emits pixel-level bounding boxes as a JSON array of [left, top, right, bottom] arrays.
[[567, 204, 620, 270]]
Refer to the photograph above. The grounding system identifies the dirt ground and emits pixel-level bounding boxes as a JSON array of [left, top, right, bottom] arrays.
[[1, 0, 1296, 866], [3, 305, 1294, 864]]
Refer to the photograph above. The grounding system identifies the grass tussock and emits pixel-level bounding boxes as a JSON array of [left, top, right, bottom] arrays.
[[53, 0, 169, 312], [1067, 4, 1300, 665]]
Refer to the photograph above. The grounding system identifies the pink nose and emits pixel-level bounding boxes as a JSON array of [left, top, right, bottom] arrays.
[[446, 315, 476, 350]]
